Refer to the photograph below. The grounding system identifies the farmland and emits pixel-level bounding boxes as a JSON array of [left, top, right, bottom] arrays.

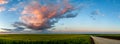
[[0, 34, 119, 44], [0, 34, 92, 44]]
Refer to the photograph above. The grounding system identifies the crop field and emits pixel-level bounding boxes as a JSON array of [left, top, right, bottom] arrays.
[[0, 34, 92, 44], [93, 34, 120, 40]]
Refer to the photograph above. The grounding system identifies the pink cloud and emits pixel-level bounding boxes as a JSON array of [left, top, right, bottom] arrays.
[[0, 6, 5, 12], [0, 0, 8, 4]]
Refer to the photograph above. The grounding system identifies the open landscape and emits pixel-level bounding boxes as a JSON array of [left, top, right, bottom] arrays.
[[0, 34, 119, 44], [0, 0, 120, 44], [0, 34, 92, 44]]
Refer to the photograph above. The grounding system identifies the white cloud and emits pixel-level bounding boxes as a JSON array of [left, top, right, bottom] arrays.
[[118, 15, 120, 18], [0, 6, 5, 12], [8, 2, 25, 11], [8, 7, 17, 11]]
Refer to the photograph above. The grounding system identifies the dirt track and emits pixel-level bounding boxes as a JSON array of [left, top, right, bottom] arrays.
[[91, 36, 120, 44]]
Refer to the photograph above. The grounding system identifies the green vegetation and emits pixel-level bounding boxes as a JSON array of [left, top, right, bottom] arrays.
[[0, 34, 91, 44]]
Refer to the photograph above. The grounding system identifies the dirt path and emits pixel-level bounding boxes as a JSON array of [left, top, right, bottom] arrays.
[[91, 36, 120, 44]]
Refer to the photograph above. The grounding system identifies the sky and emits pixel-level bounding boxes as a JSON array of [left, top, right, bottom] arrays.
[[0, 0, 120, 34]]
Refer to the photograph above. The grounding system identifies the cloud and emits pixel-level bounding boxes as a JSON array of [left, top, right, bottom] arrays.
[[90, 9, 105, 20], [8, 2, 26, 11], [8, 8, 17, 11], [0, 0, 88, 33], [0, 0, 8, 4], [118, 15, 120, 18], [91, 9, 100, 15], [91, 9, 105, 16], [0, 22, 26, 32], [0, 6, 5, 12], [1, 27, 25, 32], [0, 28, 12, 31], [11, 0, 81, 31]]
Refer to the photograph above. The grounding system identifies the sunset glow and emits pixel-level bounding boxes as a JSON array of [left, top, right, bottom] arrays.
[[0, 0, 120, 34]]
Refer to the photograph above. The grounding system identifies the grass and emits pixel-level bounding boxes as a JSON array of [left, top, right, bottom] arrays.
[[0, 34, 92, 44]]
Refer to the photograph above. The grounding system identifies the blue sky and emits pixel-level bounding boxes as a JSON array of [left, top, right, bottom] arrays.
[[0, 0, 120, 33]]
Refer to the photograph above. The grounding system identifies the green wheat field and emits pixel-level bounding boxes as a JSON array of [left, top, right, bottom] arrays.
[[0, 34, 92, 44]]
